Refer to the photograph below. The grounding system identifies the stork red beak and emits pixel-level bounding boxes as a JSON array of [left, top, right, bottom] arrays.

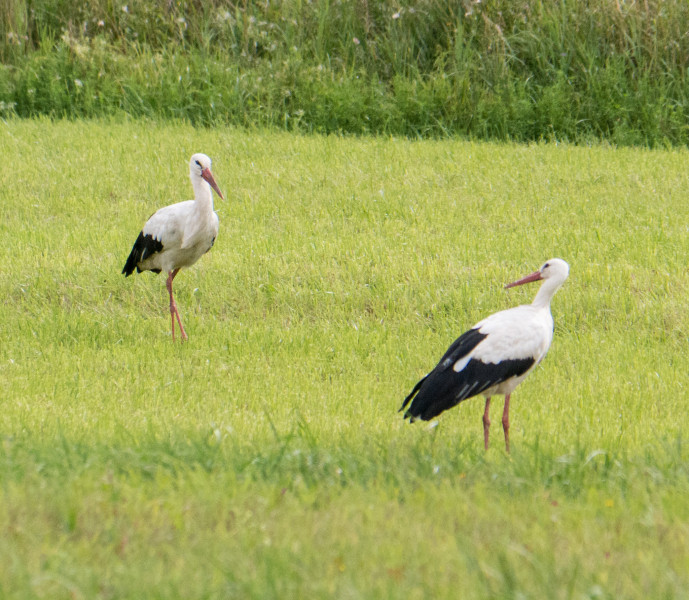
[[201, 167, 224, 200], [504, 270, 543, 289]]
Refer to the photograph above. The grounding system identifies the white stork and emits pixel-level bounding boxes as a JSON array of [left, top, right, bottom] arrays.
[[122, 153, 224, 341], [400, 258, 569, 452]]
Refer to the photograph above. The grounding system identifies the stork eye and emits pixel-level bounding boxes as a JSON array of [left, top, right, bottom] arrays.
[[195, 160, 201, 167], [543, 262, 550, 269]]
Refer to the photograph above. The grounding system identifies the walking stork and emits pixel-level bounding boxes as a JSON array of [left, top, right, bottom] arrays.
[[122, 153, 224, 341]]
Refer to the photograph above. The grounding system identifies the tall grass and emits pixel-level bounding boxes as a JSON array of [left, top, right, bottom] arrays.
[[2, 1, 689, 144], [2, 119, 689, 597]]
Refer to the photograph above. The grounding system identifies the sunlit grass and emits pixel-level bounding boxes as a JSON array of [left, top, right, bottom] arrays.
[[2, 119, 689, 598]]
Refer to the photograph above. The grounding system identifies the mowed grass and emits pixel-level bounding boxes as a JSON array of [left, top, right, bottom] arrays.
[[2, 119, 689, 598]]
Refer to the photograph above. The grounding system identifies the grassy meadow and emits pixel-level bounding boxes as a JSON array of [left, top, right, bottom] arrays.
[[2, 118, 689, 598]]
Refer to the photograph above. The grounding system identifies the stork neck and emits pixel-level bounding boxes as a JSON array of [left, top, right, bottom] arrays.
[[531, 278, 561, 309], [191, 176, 214, 212]]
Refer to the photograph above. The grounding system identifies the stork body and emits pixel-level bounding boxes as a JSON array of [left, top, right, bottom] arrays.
[[400, 259, 569, 451], [122, 153, 224, 341]]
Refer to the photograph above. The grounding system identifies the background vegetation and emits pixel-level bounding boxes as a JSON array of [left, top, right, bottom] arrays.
[[2, 0, 689, 144], [2, 119, 689, 597]]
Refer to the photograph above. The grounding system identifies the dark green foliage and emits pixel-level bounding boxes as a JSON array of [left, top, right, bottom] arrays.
[[2, 0, 689, 144]]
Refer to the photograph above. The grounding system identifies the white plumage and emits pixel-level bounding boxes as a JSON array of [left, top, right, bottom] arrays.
[[122, 153, 224, 341], [401, 258, 569, 452]]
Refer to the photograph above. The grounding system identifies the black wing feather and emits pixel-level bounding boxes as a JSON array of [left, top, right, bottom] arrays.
[[399, 328, 486, 413], [122, 232, 164, 276], [400, 328, 486, 415], [401, 327, 535, 421], [434, 328, 488, 371], [399, 375, 428, 412]]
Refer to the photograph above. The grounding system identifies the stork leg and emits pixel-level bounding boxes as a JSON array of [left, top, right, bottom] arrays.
[[482, 397, 491, 450], [502, 394, 511, 453], [166, 268, 187, 342]]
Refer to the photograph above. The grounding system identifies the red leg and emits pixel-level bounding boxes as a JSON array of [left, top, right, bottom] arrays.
[[166, 270, 176, 341], [173, 301, 187, 341], [502, 394, 511, 453], [166, 269, 187, 341], [482, 397, 491, 450]]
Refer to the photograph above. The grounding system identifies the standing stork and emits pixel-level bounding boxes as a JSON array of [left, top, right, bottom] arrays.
[[122, 153, 224, 341], [400, 258, 569, 452]]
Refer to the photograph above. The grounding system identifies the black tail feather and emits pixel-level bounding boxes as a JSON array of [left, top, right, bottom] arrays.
[[399, 374, 428, 418], [122, 231, 163, 276]]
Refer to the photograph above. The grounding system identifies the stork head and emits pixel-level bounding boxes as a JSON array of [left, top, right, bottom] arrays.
[[189, 153, 224, 200], [505, 258, 569, 290]]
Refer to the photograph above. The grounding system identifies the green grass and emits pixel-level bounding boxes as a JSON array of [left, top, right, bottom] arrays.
[[3, 1, 689, 143], [2, 118, 689, 598]]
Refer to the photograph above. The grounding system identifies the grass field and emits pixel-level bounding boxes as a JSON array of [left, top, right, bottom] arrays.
[[2, 118, 689, 598]]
